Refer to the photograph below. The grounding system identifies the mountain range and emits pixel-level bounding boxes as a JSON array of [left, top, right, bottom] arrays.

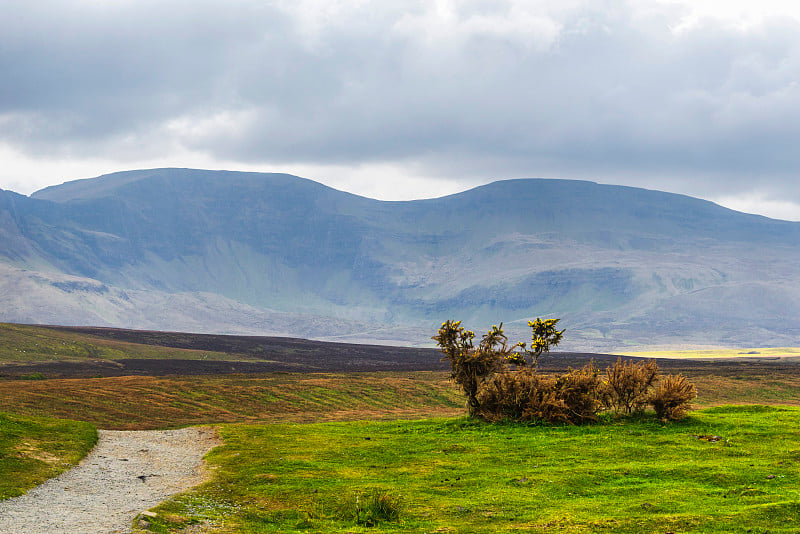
[[1, 168, 798, 351]]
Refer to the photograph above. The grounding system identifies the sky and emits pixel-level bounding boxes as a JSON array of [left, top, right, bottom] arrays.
[[1, 0, 800, 220]]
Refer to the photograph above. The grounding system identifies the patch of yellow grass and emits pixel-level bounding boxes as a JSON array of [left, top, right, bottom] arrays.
[[14, 441, 62, 465], [617, 347, 800, 359]]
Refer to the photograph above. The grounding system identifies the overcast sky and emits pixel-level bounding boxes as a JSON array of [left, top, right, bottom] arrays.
[[2, 0, 800, 220]]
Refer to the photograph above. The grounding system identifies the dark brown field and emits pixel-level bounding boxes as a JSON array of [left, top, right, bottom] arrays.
[[2, 324, 798, 379]]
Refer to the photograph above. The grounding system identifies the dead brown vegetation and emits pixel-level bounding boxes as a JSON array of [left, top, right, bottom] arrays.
[[650, 374, 697, 421], [601, 358, 660, 415], [0, 372, 462, 430], [477, 364, 602, 424]]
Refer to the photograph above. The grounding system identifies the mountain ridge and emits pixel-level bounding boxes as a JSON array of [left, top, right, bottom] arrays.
[[2, 168, 799, 350]]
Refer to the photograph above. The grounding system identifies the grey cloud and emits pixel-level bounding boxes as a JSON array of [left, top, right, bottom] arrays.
[[1, 1, 291, 145], [1, 1, 800, 200]]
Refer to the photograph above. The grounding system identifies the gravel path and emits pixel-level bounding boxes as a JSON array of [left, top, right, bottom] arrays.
[[0, 427, 219, 534]]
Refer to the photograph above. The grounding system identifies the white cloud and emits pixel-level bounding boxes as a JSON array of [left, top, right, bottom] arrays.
[[660, 0, 800, 32], [713, 193, 800, 222]]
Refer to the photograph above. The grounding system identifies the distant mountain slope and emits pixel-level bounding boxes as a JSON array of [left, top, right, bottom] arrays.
[[1, 168, 798, 350]]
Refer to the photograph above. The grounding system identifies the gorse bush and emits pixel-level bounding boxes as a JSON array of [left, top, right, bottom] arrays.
[[477, 369, 561, 423], [601, 358, 660, 415], [555, 363, 604, 423], [477, 364, 604, 424], [435, 320, 695, 424], [433, 321, 527, 415], [527, 318, 566, 368], [650, 374, 697, 421]]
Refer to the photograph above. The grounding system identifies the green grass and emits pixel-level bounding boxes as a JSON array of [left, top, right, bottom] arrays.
[[144, 405, 800, 533], [0, 411, 97, 499]]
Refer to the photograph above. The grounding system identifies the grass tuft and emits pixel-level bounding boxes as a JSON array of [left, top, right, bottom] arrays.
[[335, 488, 403, 526]]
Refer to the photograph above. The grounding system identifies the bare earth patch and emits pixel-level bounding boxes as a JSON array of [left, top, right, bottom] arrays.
[[0, 427, 218, 534]]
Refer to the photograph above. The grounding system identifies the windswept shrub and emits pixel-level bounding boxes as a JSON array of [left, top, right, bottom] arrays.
[[477, 363, 603, 424], [650, 374, 697, 421], [555, 363, 603, 423], [433, 321, 506, 415], [434, 320, 697, 424], [477, 369, 564, 423], [602, 358, 660, 415]]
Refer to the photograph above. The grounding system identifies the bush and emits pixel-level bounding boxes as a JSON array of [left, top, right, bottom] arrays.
[[527, 318, 565, 368], [434, 319, 697, 424], [433, 319, 563, 415], [476, 364, 603, 424], [335, 488, 402, 526], [19, 372, 46, 380], [601, 358, 659, 415], [555, 363, 603, 423], [650, 374, 697, 421], [477, 369, 562, 423]]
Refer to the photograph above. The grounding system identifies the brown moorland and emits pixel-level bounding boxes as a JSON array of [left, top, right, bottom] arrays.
[[0, 372, 463, 429], [1, 324, 800, 430]]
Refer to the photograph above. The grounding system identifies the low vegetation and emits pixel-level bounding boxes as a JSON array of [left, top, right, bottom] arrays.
[[2, 322, 800, 533], [0, 372, 462, 430], [436, 320, 696, 423], [476, 366, 603, 424], [144, 406, 800, 533], [334, 488, 403, 527], [0, 323, 233, 362], [651, 373, 698, 421], [0, 412, 97, 499], [601, 358, 660, 415]]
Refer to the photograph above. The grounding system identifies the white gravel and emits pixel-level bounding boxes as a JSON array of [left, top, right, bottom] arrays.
[[0, 427, 218, 534]]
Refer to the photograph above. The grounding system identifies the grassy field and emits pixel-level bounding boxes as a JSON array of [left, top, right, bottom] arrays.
[[140, 406, 800, 533], [0, 412, 97, 499]]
